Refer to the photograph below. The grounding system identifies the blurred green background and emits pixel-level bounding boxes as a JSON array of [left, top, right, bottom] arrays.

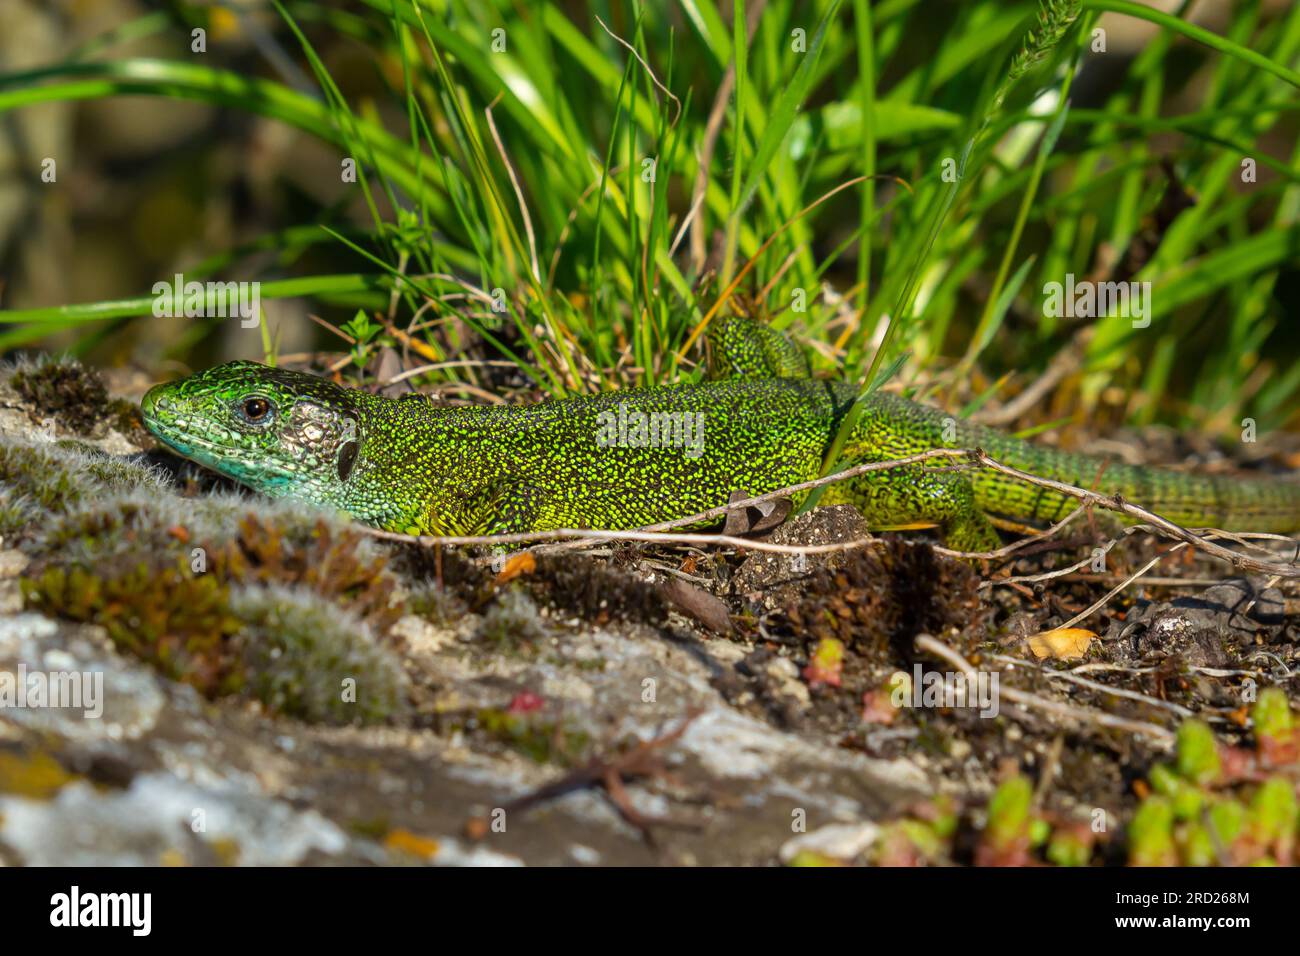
[[0, 0, 1297, 438]]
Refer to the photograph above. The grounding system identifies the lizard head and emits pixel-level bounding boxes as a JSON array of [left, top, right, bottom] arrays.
[[141, 361, 367, 505]]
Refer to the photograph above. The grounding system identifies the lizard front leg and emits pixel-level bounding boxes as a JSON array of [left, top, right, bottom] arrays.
[[820, 460, 1001, 553]]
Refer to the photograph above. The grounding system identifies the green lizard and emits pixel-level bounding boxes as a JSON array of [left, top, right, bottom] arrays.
[[141, 317, 1300, 551]]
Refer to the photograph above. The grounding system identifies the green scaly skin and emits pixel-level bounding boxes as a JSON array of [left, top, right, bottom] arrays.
[[141, 318, 1300, 552]]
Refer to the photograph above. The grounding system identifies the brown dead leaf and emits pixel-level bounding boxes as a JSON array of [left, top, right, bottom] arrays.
[[1026, 627, 1096, 660], [662, 578, 732, 634], [721, 489, 791, 536]]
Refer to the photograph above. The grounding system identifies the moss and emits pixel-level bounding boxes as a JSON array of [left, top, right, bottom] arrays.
[[23, 560, 245, 696], [0, 440, 166, 537], [405, 580, 467, 626], [9, 438, 408, 723], [10, 358, 108, 433], [473, 706, 589, 764], [31, 495, 195, 569], [0, 443, 92, 518], [773, 538, 985, 659], [477, 587, 549, 648], [9, 357, 136, 437], [217, 514, 404, 634], [231, 584, 408, 725], [0, 492, 41, 536], [24, 532, 406, 722]]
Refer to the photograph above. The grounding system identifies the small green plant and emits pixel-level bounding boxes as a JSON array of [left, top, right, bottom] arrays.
[[1133, 693, 1300, 865], [472, 704, 589, 765], [340, 309, 389, 371]]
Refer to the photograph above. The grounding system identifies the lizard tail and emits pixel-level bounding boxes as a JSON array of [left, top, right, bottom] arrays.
[[860, 393, 1300, 533], [967, 420, 1300, 534]]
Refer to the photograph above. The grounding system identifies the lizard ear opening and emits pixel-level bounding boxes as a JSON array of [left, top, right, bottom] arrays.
[[337, 440, 360, 482]]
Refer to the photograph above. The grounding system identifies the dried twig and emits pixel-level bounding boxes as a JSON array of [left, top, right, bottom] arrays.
[[687, 0, 766, 272], [990, 654, 1195, 719], [973, 327, 1093, 427], [916, 635, 1175, 748], [594, 15, 682, 125], [1056, 544, 1186, 630], [484, 99, 540, 282], [463, 711, 702, 845]]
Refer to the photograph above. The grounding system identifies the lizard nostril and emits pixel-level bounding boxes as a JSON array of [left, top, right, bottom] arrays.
[[142, 385, 183, 424]]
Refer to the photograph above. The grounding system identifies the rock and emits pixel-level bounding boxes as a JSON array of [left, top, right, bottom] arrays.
[[1108, 577, 1287, 668], [779, 821, 882, 864]]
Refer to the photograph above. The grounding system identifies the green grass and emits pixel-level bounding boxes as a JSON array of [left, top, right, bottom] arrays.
[[0, 0, 1297, 434]]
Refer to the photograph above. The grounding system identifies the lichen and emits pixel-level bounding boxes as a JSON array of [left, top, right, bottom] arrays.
[[0, 749, 79, 799]]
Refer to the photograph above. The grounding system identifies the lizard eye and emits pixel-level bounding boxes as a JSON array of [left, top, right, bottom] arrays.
[[238, 396, 275, 425]]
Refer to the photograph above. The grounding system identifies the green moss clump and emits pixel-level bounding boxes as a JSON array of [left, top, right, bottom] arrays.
[[7, 435, 409, 723], [0, 443, 91, 523], [473, 707, 588, 764], [217, 514, 404, 634], [9, 357, 136, 437], [231, 585, 408, 725], [0, 440, 166, 537], [477, 588, 549, 648], [24, 556, 409, 723], [23, 560, 244, 695]]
